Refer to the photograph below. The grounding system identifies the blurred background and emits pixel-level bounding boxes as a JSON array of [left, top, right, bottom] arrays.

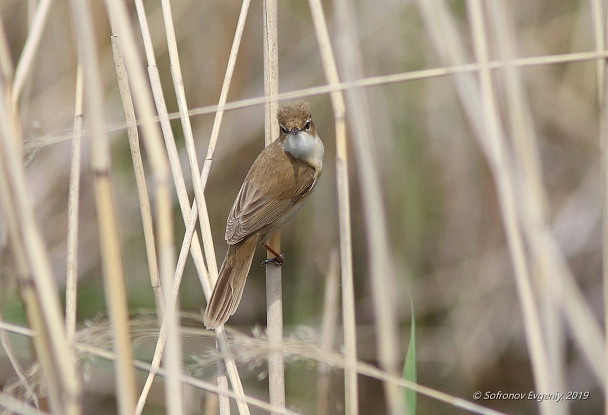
[[0, 0, 604, 414]]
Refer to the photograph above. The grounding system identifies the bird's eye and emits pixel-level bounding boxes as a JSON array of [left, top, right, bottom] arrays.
[[303, 120, 311, 130], [280, 124, 289, 134]]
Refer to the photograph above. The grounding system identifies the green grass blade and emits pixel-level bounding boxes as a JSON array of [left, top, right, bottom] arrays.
[[404, 298, 417, 415], [393, 296, 417, 415]]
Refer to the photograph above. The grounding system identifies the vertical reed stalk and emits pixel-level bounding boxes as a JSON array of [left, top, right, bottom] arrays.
[[102, 0, 181, 412], [159, 0, 219, 277], [332, 0, 401, 406], [0, 17, 12, 82], [488, 1, 567, 410], [263, 1, 285, 413], [418, 0, 605, 392], [132, 0, 208, 298], [130, 1, 209, 412], [602, 60, 608, 415], [0, 41, 81, 415], [11, 0, 53, 108], [157, 0, 254, 413], [198, 1, 252, 412], [110, 30, 163, 319], [200, 0, 252, 190], [595, 0, 608, 412], [469, 2, 554, 413], [65, 63, 83, 345], [316, 250, 340, 415], [129, 1, 251, 413], [68, 1, 138, 411], [308, 0, 359, 412]]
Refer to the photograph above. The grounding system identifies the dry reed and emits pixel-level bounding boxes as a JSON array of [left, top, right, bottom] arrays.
[[1, 1, 606, 415]]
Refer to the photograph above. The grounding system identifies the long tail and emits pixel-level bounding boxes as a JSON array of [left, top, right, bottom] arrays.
[[204, 235, 259, 329]]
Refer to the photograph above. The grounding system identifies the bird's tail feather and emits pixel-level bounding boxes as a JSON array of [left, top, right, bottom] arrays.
[[204, 236, 258, 329]]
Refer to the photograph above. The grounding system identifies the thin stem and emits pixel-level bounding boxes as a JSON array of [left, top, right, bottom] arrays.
[[262, 0, 285, 413], [12, 0, 54, 107], [130, 1, 251, 412], [0, 46, 81, 415], [29, 48, 608, 151], [316, 250, 340, 415], [102, 0, 180, 412], [65, 63, 83, 345], [332, 0, 400, 406], [308, 0, 358, 412], [110, 28, 163, 320]]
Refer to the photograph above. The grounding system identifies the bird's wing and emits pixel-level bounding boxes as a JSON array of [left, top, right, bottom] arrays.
[[225, 142, 317, 244]]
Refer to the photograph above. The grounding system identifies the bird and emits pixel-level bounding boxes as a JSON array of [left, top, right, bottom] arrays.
[[204, 101, 324, 329]]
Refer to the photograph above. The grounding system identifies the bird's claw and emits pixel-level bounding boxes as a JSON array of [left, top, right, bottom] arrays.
[[261, 254, 284, 266]]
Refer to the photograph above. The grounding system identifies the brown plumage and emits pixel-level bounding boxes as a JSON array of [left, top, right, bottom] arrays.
[[204, 101, 324, 329]]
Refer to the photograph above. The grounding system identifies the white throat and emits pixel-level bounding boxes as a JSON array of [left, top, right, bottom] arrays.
[[282, 131, 324, 171]]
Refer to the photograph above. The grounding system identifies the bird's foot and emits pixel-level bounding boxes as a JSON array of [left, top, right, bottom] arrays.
[[261, 254, 284, 266], [262, 244, 284, 266]]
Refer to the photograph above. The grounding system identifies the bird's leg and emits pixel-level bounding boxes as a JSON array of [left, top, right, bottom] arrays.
[[261, 244, 284, 266]]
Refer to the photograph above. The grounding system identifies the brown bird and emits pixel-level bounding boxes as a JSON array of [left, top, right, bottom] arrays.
[[204, 101, 324, 329]]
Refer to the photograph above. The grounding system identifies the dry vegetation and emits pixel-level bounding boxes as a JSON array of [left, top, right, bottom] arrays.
[[0, 0, 606, 414]]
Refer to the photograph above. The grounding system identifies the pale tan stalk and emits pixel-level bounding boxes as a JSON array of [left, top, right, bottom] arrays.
[[68, 1, 138, 412], [110, 29, 163, 318], [133, 204, 206, 415], [159, 0, 218, 277], [488, 1, 567, 409], [132, 0, 193, 240], [316, 250, 340, 415], [0, 392, 50, 415], [107, 31, 186, 409], [158, 0, 254, 413], [176, 0, 252, 412], [200, 0, 252, 190], [592, 0, 605, 107], [6, 314, 514, 415], [0, 312, 39, 411], [130, 1, 250, 413], [332, 0, 400, 406], [11, 0, 53, 108], [488, 1, 567, 413], [65, 63, 83, 346], [216, 324, 251, 415], [0, 47, 81, 415], [132, 0, 208, 406], [81, 325, 513, 415], [216, 349, 231, 415], [603, 58, 608, 415], [102, 0, 181, 413], [27, 47, 608, 148], [0, 319, 35, 336], [76, 343, 299, 415], [263, 0, 280, 144], [466, 2, 556, 412], [304, 348, 509, 415], [0, 17, 12, 83], [593, 0, 608, 412], [476, 0, 605, 393], [159, 3, 250, 411], [262, 0, 285, 413], [0, 16, 19, 157], [94, 123, 139, 414], [25, 0, 35, 26], [417, 1, 563, 413], [308, 0, 358, 412]]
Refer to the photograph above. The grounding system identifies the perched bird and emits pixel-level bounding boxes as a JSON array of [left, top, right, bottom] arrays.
[[204, 101, 324, 329]]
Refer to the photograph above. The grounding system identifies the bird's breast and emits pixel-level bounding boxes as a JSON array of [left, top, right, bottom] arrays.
[[282, 132, 324, 172]]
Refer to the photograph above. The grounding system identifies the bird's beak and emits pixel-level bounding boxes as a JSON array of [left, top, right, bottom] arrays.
[[290, 127, 300, 135]]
